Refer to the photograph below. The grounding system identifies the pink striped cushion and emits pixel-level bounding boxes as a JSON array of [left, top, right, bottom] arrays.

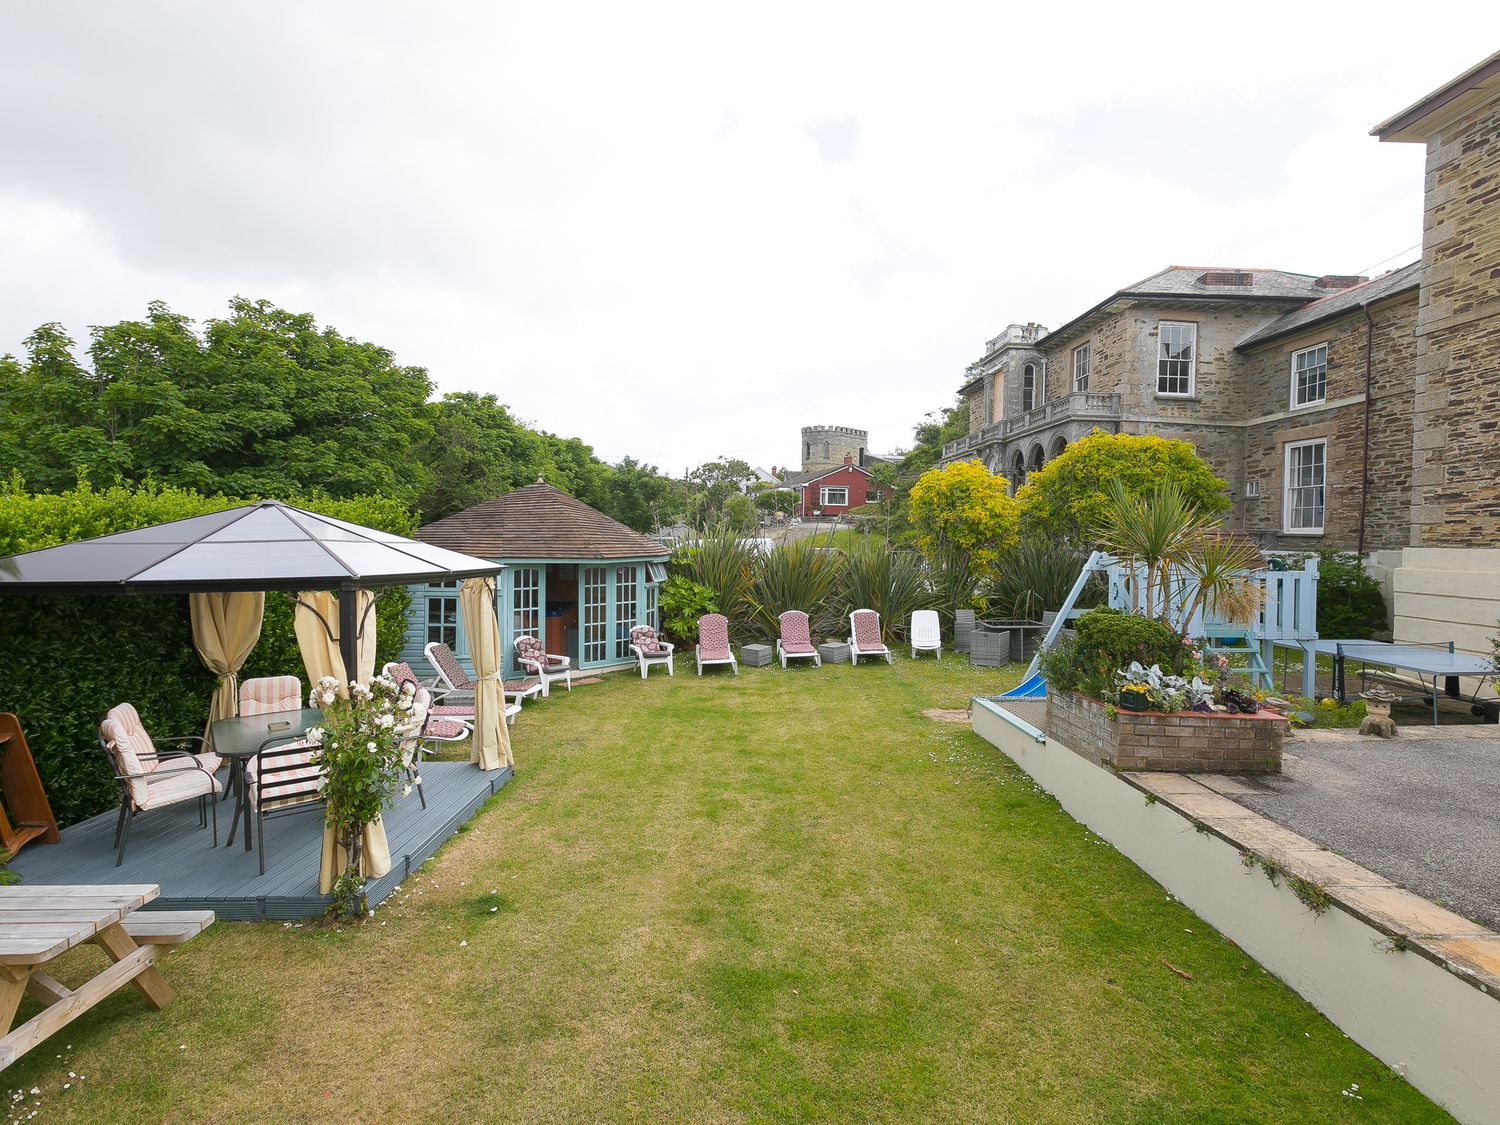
[[239, 676, 303, 716], [429, 704, 473, 717], [779, 611, 815, 653], [697, 614, 731, 659], [425, 718, 467, 739], [852, 610, 887, 650], [247, 739, 323, 811]]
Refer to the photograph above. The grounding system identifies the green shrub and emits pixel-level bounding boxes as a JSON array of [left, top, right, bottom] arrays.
[[985, 539, 1102, 621], [0, 480, 413, 827], [839, 540, 935, 642], [745, 540, 845, 640], [1054, 608, 1188, 698], [660, 576, 718, 644], [1302, 551, 1386, 639]]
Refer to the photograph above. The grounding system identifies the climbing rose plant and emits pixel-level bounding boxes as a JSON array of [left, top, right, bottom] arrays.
[[306, 674, 425, 920]]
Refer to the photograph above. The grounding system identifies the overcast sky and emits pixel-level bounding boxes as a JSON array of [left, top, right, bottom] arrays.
[[1, 3, 1494, 475]]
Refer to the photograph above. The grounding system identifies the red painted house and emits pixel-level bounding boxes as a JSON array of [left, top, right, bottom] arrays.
[[785, 455, 880, 517]]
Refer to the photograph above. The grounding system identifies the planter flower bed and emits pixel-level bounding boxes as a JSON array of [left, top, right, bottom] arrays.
[[1046, 688, 1285, 773]]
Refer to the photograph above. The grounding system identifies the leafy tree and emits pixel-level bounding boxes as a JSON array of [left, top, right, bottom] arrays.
[[1016, 430, 1229, 545], [898, 400, 969, 478], [908, 461, 1019, 577], [685, 457, 757, 526], [753, 489, 797, 516], [602, 457, 686, 533], [415, 392, 548, 520]]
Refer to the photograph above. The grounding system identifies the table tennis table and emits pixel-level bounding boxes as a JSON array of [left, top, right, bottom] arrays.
[[1315, 639, 1496, 724]]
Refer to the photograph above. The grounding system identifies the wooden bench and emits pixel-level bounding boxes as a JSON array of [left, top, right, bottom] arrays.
[[121, 910, 215, 945]]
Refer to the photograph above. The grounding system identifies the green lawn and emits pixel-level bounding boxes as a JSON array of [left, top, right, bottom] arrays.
[[10, 658, 1445, 1122]]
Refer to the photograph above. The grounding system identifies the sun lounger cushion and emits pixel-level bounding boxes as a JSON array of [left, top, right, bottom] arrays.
[[778, 611, 817, 654], [698, 614, 732, 659], [851, 611, 888, 652]]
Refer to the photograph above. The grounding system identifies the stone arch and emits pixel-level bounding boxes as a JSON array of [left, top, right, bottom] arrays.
[[1049, 435, 1067, 460], [1010, 450, 1028, 490], [1028, 443, 1046, 473]]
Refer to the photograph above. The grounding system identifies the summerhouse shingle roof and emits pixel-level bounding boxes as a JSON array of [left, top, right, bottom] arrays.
[[417, 483, 669, 561], [1234, 262, 1422, 350]]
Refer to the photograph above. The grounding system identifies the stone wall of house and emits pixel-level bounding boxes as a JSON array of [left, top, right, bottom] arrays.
[[1410, 95, 1500, 548], [1236, 291, 1419, 552], [1047, 689, 1285, 773], [800, 425, 868, 475]]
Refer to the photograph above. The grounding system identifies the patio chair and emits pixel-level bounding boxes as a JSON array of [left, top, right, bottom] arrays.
[[629, 625, 675, 679], [246, 733, 325, 875], [849, 609, 894, 665], [514, 635, 573, 697], [393, 656, 532, 726], [396, 687, 481, 808], [776, 610, 822, 669], [99, 703, 223, 866], [695, 614, 738, 676], [910, 610, 941, 661], [238, 675, 304, 716]]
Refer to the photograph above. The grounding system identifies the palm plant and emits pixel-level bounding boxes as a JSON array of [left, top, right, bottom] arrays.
[[675, 525, 759, 635], [746, 539, 846, 639], [984, 540, 1099, 622], [840, 539, 934, 642]]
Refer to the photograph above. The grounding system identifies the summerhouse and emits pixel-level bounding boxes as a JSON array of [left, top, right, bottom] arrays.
[[403, 483, 671, 678]]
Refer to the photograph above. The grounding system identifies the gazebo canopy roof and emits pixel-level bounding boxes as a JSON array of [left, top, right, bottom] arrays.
[[0, 500, 504, 595]]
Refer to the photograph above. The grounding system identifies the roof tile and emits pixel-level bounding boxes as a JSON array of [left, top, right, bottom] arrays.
[[417, 483, 670, 561]]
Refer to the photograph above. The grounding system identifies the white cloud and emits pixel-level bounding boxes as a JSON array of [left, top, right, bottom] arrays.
[[0, 0, 1492, 474]]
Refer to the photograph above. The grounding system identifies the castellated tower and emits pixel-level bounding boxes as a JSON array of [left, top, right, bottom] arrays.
[[801, 425, 868, 474]]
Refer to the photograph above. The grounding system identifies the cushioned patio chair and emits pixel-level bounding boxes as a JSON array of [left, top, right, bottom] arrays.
[[849, 609, 894, 665], [776, 610, 822, 669], [629, 625, 675, 679], [399, 653, 533, 726], [910, 610, 941, 661], [695, 614, 738, 676], [99, 703, 223, 866], [244, 733, 325, 875], [513, 635, 573, 697], [238, 675, 304, 716]]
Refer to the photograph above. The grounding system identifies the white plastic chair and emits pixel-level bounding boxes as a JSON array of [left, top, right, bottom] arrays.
[[848, 609, 893, 665], [910, 610, 941, 660]]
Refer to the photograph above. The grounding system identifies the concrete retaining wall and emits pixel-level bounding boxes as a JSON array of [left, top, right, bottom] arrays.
[[972, 697, 1500, 1124]]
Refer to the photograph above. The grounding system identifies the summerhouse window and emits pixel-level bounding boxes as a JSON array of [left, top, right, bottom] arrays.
[[426, 594, 458, 648], [1290, 344, 1328, 408], [614, 565, 638, 660], [646, 582, 659, 630], [820, 486, 849, 507], [647, 562, 668, 583], [1283, 439, 1326, 534], [511, 567, 541, 640], [1157, 322, 1196, 396]]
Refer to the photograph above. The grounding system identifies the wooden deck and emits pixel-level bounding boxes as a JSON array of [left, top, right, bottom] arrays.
[[9, 762, 511, 920]]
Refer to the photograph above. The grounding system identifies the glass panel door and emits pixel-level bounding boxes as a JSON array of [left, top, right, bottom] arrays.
[[614, 565, 638, 660], [582, 566, 609, 665], [512, 567, 541, 642]]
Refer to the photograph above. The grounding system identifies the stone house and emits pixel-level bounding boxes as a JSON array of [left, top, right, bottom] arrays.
[[942, 49, 1500, 662]]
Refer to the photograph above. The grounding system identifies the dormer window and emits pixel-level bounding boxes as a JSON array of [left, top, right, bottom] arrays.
[[1198, 271, 1253, 287]]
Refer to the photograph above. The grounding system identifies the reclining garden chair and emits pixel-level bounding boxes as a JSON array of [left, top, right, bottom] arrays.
[[695, 614, 738, 676], [513, 635, 573, 697], [392, 686, 471, 810], [392, 655, 527, 726], [849, 609, 894, 665], [99, 703, 223, 866], [238, 675, 304, 716], [776, 610, 821, 669], [629, 625, 675, 679], [909, 610, 941, 660]]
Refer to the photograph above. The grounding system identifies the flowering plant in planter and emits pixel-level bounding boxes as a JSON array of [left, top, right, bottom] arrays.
[[1108, 661, 1214, 713], [305, 674, 424, 921]]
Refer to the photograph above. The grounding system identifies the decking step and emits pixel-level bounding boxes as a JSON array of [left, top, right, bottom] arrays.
[[120, 909, 215, 944]]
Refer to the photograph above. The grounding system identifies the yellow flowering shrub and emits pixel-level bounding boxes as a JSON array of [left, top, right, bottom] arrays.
[[908, 460, 1018, 577]]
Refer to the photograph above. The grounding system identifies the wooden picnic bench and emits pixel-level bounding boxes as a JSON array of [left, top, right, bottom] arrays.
[[0, 885, 212, 1069]]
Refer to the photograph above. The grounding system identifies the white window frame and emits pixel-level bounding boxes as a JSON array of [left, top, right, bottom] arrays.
[[1156, 322, 1197, 397], [1282, 438, 1327, 535], [1289, 343, 1328, 409], [1071, 344, 1090, 392], [819, 485, 850, 507], [1021, 363, 1037, 412]]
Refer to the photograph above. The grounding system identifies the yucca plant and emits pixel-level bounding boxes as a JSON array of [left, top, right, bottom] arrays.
[[984, 540, 1098, 622], [675, 525, 759, 635], [839, 539, 935, 642], [1176, 529, 1265, 628], [746, 539, 846, 639]]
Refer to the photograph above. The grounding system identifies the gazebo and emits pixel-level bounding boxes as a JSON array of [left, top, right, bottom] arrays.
[[0, 501, 514, 917]]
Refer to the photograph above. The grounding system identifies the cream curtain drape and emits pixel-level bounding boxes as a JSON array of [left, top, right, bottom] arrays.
[[189, 591, 265, 726], [459, 577, 511, 771], [296, 588, 389, 891], [293, 589, 377, 694]]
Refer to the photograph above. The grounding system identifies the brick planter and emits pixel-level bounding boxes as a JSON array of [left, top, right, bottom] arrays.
[[1046, 690, 1285, 774]]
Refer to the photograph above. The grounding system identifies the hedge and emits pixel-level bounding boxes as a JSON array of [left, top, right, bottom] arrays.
[[0, 480, 414, 827]]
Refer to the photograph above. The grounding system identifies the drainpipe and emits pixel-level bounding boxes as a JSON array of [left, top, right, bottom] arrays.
[[1357, 305, 1374, 557]]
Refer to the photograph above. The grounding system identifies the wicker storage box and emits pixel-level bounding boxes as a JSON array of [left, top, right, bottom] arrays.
[[740, 643, 773, 667], [969, 628, 1011, 668], [954, 609, 976, 653], [817, 642, 850, 665]]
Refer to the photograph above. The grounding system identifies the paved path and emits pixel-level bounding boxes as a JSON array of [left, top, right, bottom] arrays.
[[1227, 728, 1500, 929]]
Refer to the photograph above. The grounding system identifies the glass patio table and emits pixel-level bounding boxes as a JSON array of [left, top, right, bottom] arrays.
[[209, 707, 322, 850]]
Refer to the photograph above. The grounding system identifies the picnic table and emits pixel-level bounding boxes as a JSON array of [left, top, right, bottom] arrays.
[[0, 884, 212, 1069]]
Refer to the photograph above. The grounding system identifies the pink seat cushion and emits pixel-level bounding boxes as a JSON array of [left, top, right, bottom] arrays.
[[779, 611, 816, 654], [239, 676, 303, 716], [631, 626, 664, 654], [135, 766, 222, 810], [384, 661, 424, 690], [247, 739, 323, 811], [697, 614, 731, 660], [852, 611, 888, 651], [427, 644, 476, 692], [429, 703, 473, 717], [425, 718, 468, 740]]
